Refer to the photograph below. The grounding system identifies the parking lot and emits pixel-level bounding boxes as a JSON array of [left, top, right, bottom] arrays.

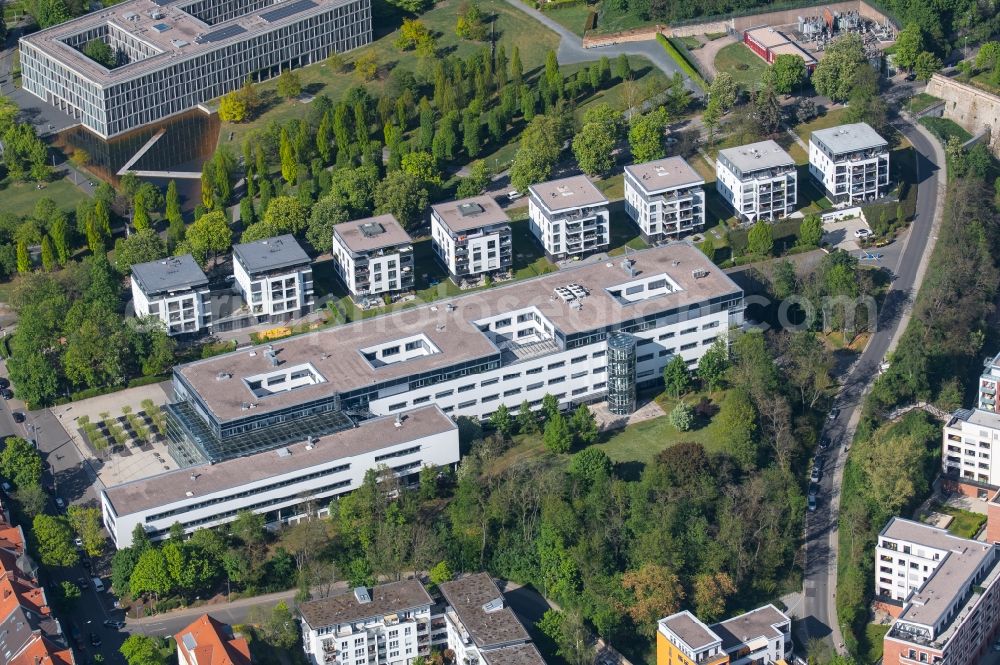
[[822, 216, 871, 252]]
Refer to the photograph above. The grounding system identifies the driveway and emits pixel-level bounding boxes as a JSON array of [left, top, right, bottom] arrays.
[[822, 217, 869, 253]]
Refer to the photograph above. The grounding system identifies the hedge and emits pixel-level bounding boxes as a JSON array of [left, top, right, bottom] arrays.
[[656, 34, 708, 91], [539, 0, 586, 10]]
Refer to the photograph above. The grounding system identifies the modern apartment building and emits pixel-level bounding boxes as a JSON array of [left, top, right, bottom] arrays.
[[624, 157, 706, 242], [101, 406, 459, 547], [161, 243, 742, 472], [176, 614, 250, 665], [439, 573, 546, 665], [232, 234, 313, 323], [942, 351, 1000, 496], [809, 123, 890, 204], [332, 215, 414, 300], [716, 140, 797, 223], [656, 605, 792, 665], [300, 580, 437, 665], [130, 254, 211, 335], [430, 196, 511, 282], [880, 517, 1000, 665], [19, 0, 372, 138], [528, 175, 610, 259]]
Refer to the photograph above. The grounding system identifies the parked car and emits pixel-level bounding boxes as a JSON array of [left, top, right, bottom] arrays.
[[818, 436, 830, 450], [102, 619, 126, 630], [828, 407, 840, 421], [74, 537, 83, 548], [77, 577, 88, 589], [54, 497, 65, 510], [89, 632, 101, 647], [855, 228, 872, 238], [0, 482, 11, 493], [506, 190, 522, 201], [12, 411, 25, 423], [1, 389, 12, 400], [808, 486, 818, 500], [0, 377, 10, 389], [808, 495, 817, 512], [810, 466, 821, 483]]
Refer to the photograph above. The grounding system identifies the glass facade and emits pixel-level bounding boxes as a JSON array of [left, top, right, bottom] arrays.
[[606, 332, 637, 416]]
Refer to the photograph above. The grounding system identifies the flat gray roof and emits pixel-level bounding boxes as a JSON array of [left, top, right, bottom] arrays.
[[660, 611, 720, 650], [954, 407, 1000, 430], [176, 242, 742, 423], [481, 643, 547, 665], [431, 196, 510, 234], [880, 517, 973, 551], [711, 605, 789, 652], [233, 234, 310, 275], [811, 123, 888, 155], [20, 0, 359, 85], [131, 254, 207, 296], [299, 579, 433, 629], [102, 406, 455, 515], [529, 175, 608, 213], [626, 157, 704, 193], [719, 140, 794, 173], [333, 214, 413, 253], [440, 573, 529, 648]]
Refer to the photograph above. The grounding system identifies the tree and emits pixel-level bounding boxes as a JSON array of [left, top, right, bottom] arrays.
[[354, 51, 379, 82], [120, 635, 167, 665], [717, 387, 758, 469], [396, 18, 436, 53], [542, 393, 560, 420], [489, 404, 513, 436], [429, 560, 453, 585], [130, 547, 173, 596], [16, 484, 47, 517], [306, 196, 349, 253], [374, 171, 429, 229], [258, 601, 300, 649], [218, 90, 248, 123], [0, 436, 42, 488], [165, 180, 184, 243], [614, 53, 631, 80], [457, 160, 491, 198], [697, 338, 728, 391], [543, 413, 572, 453], [517, 400, 538, 434], [569, 447, 612, 483], [572, 121, 616, 176], [812, 34, 866, 102], [39, 236, 55, 271], [277, 69, 302, 99], [693, 572, 736, 622], [57, 580, 81, 609], [84, 39, 115, 68], [708, 72, 738, 112], [662, 355, 690, 397], [796, 98, 818, 124], [280, 127, 297, 185], [401, 151, 442, 186], [68, 505, 106, 558], [668, 401, 693, 431], [114, 229, 166, 274], [914, 51, 943, 81], [770, 54, 806, 94], [16, 239, 29, 274], [456, 1, 487, 41], [893, 23, 924, 71], [569, 404, 598, 445], [32, 514, 79, 567], [628, 107, 670, 162], [621, 563, 684, 637], [510, 114, 569, 192], [747, 221, 774, 256], [261, 196, 308, 236], [50, 216, 70, 265], [185, 210, 231, 266], [799, 213, 823, 247]]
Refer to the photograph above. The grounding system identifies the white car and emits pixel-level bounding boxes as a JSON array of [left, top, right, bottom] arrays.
[[506, 190, 522, 201], [855, 228, 872, 238]]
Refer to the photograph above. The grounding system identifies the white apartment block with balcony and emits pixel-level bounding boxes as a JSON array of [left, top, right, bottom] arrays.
[[130, 254, 210, 335], [439, 573, 547, 665], [431, 197, 511, 282], [624, 157, 706, 242], [809, 123, 890, 205], [232, 234, 313, 323], [657, 605, 793, 665], [528, 175, 610, 259], [716, 140, 797, 223], [300, 580, 436, 665], [332, 215, 414, 300], [943, 351, 1000, 492], [875, 517, 959, 603]]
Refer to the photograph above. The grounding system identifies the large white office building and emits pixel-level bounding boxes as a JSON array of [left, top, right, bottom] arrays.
[[943, 351, 1000, 495], [430, 196, 511, 282], [232, 234, 313, 323], [130, 254, 211, 335], [331, 215, 414, 300], [528, 175, 610, 259], [716, 140, 797, 223], [101, 405, 458, 547], [19, 0, 372, 138], [809, 123, 890, 204], [623, 157, 706, 242]]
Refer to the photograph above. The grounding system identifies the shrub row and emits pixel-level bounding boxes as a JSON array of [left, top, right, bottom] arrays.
[[656, 34, 708, 91]]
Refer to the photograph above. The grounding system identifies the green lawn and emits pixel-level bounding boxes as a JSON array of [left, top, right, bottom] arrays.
[[714, 42, 769, 91], [906, 92, 941, 115], [793, 107, 852, 146], [591, 1, 654, 34], [919, 116, 972, 144], [861, 624, 890, 664], [970, 72, 1000, 96], [931, 504, 987, 539], [595, 174, 624, 200], [862, 147, 918, 237], [541, 3, 593, 37], [0, 177, 89, 217], [571, 56, 671, 117]]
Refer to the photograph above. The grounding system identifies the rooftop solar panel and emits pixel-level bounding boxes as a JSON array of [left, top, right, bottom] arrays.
[[260, 0, 317, 22], [195, 24, 247, 43]]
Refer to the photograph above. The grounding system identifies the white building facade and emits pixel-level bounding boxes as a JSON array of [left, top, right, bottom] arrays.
[[232, 234, 313, 323], [716, 141, 797, 223], [130, 254, 210, 335], [809, 123, 890, 204], [528, 175, 610, 258], [430, 197, 511, 282], [332, 215, 414, 300], [624, 158, 706, 242], [875, 517, 954, 603], [943, 352, 1000, 494]]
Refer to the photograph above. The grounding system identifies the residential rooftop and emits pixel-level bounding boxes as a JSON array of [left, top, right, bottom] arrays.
[[439, 573, 530, 648], [233, 235, 310, 275], [949, 407, 1000, 430], [529, 175, 609, 212], [719, 140, 795, 174], [659, 611, 720, 650], [431, 196, 511, 234], [333, 214, 413, 253], [481, 643, 547, 665], [711, 604, 789, 652], [102, 406, 455, 515], [175, 614, 250, 665], [811, 122, 888, 155], [19, 0, 359, 85], [626, 157, 705, 192], [175, 243, 742, 423], [130, 254, 207, 296], [300, 579, 433, 629]]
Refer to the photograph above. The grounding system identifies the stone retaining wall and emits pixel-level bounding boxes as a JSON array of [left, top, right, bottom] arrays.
[[926, 73, 1000, 155]]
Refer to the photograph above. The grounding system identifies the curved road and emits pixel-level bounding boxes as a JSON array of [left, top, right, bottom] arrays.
[[800, 116, 947, 653], [502, 0, 702, 94]]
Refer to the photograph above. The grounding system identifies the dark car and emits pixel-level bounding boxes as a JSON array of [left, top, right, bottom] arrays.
[[1, 389, 12, 400], [827, 407, 840, 421], [89, 632, 102, 647], [0, 377, 10, 389], [12, 411, 25, 423], [102, 619, 126, 630], [818, 436, 830, 450]]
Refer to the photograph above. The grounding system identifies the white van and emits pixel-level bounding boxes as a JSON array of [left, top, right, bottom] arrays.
[[92, 578, 104, 592]]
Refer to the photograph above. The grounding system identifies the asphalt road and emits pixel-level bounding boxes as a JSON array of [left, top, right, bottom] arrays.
[[800, 118, 944, 652]]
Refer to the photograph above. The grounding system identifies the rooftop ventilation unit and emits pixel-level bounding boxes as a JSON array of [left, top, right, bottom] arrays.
[[354, 587, 372, 604], [394, 414, 402, 428], [216, 372, 231, 381], [276, 447, 291, 458], [482, 597, 504, 613], [360, 222, 385, 237], [171, 39, 189, 47], [457, 202, 485, 217], [554, 286, 575, 303], [621, 258, 636, 278], [567, 283, 588, 298], [692, 268, 709, 279]]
